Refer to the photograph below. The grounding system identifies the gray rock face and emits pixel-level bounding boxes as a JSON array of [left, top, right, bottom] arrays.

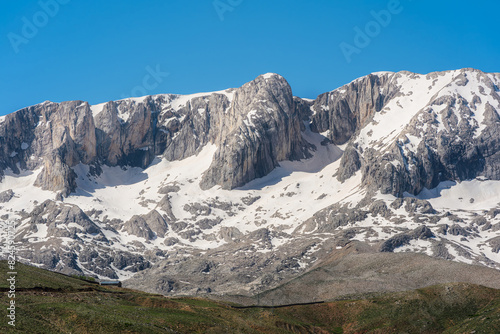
[[337, 146, 361, 182], [327, 69, 500, 196], [96, 74, 306, 191], [157, 195, 176, 222], [241, 195, 261, 206], [448, 224, 469, 237], [489, 237, 500, 253], [218, 226, 243, 242], [122, 215, 155, 240], [95, 95, 181, 168], [310, 74, 396, 145], [34, 153, 77, 196], [14, 200, 152, 278], [380, 225, 434, 252], [158, 184, 180, 194], [0, 101, 95, 195], [27, 200, 102, 238], [143, 210, 169, 238], [368, 200, 392, 218], [200, 74, 308, 190], [390, 198, 436, 215], [122, 210, 168, 240], [0, 189, 14, 203], [296, 202, 368, 234], [0, 74, 309, 195]]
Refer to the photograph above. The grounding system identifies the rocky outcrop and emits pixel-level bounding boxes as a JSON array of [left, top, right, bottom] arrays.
[[380, 225, 434, 252], [122, 215, 156, 240], [310, 73, 397, 144], [94, 74, 308, 191], [0, 189, 14, 203], [0, 101, 95, 195], [319, 69, 500, 197], [360, 93, 500, 195], [295, 202, 369, 234], [34, 153, 77, 196], [337, 145, 361, 182], [26, 200, 103, 238], [489, 237, 500, 253], [200, 74, 308, 190], [95, 96, 173, 168], [14, 200, 153, 277], [122, 210, 169, 240], [30, 101, 97, 167], [0, 106, 39, 175], [390, 198, 436, 215]]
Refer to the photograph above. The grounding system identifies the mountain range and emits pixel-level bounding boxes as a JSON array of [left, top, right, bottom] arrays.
[[1, 68, 500, 299]]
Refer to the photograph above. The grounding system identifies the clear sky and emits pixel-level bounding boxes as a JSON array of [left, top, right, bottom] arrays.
[[1, 0, 499, 116]]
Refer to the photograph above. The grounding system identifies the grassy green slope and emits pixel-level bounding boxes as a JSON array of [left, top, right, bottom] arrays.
[[1, 261, 500, 333]]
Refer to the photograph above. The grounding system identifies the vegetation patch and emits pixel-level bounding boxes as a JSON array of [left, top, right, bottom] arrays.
[[1, 261, 500, 333]]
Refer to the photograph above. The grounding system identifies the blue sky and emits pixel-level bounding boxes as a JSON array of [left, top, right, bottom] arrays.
[[1, 0, 499, 116]]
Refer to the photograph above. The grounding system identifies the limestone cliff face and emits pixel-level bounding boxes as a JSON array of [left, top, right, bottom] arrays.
[[200, 74, 307, 190], [34, 153, 77, 196], [0, 101, 96, 195], [0, 105, 40, 175], [0, 74, 308, 194], [94, 97, 160, 168], [159, 93, 230, 161], [310, 73, 396, 145], [324, 69, 500, 196], [92, 73, 308, 190], [34, 101, 97, 166]]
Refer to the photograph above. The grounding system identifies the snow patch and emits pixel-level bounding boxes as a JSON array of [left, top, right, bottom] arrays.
[[90, 102, 107, 117], [413, 179, 500, 211]]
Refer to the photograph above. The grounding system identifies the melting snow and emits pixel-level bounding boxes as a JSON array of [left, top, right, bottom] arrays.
[[412, 179, 500, 211]]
